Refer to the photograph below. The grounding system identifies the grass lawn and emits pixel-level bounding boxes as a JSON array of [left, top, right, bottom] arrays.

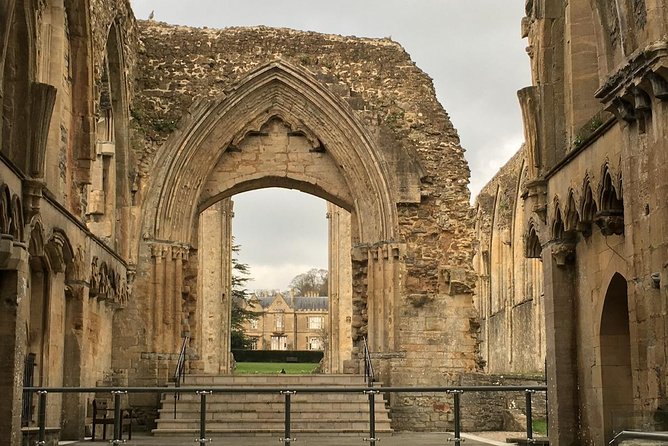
[[234, 362, 319, 374], [532, 418, 548, 435]]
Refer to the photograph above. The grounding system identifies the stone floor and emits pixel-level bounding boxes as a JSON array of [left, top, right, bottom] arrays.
[[65, 432, 524, 445]]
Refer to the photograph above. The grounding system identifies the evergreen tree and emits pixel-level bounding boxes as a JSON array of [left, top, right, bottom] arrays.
[[230, 243, 259, 349]]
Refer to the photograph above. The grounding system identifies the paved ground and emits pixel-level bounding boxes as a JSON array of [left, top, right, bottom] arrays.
[[65, 432, 524, 446]]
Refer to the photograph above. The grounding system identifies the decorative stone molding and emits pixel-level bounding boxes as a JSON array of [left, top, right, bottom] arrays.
[[595, 41, 668, 121], [523, 179, 548, 223], [22, 179, 43, 221], [518, 87, 541, 178], [550, 239, 576, 266], [28, 82, 57, 178], [89, 256, 129, 307], [594, 210, 625, 236]]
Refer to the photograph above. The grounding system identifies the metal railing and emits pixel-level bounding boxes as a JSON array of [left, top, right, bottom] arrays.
[[23, 384, 546, 446], [172, 335, 190, 418], [362, 337, 374, 387], [609, 430, 668, 444]]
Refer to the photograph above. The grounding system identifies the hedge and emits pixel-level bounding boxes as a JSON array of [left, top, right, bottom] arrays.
[[232, 350, 324, 363]]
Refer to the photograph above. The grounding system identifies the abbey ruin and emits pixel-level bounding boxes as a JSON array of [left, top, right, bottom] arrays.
[[1, 0, 667, 445]]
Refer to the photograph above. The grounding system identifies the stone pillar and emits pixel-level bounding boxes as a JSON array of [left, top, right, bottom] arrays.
[[0, 238, 28, 446], [151, 244, 165, 352], [173, 247, 186, 349], [542, 239, 580, 445], [197, 200, 233, 374], [327, 203, 353, 373], [60, 281, 87, 440], [367, 243, 403, 354]]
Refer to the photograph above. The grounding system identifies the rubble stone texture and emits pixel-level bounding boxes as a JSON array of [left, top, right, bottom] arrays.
[[0, 2, 482, 441]]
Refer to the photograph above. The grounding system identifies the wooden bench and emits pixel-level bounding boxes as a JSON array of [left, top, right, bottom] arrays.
[[91, 398, 133, 441]]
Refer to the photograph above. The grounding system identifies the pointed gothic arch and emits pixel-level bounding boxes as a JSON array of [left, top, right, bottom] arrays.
[[139, 60, 399, 251]]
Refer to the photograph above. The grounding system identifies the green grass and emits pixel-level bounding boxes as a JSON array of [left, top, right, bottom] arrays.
[[532, 418, 548, 435], [234, 362, 319, 374]]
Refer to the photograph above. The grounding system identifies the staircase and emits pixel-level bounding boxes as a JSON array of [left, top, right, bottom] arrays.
[[153, 374, 393, 436]]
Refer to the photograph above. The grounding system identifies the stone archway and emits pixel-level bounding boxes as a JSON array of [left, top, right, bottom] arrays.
[[134, 60, 409, 370], [600, 272, 633, 441]]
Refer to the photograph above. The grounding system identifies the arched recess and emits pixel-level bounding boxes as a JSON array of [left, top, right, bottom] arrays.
[[1, 0, 34, 171], [140, 60, 398, 252], [62, 0, 96, 188], [596, 167, 624, 236], [136, 60, 405, 362], [511, 162, 544, 373], [87, 21, 131, 256], [599, 272, 633, 442]]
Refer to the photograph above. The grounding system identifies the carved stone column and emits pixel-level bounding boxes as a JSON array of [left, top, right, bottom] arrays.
[[542, 238, 580, 445], [197, 200, 233, 374], [150, 244, 167, 352], [366, 242, 405, 355]]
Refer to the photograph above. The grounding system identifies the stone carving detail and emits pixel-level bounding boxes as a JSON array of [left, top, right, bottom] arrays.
[[89, 256, 129, 306], [0, 184, 24, 240], [595, 210, 625, 236], [596, 41, 668, 119], [518, 87, 541, 178], [551, 239, 576, 266]]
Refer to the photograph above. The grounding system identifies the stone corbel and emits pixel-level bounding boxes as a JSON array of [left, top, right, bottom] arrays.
[[648, 72, 668, 100], [632, 87, 652, 112], [550, 239, 576, 266], [22, 179, 44, 221], [612, 98, 636, 123], [0, 236, 27, 270], [518, 86, 541, 179], [29, 82, 57, 179], [524, 179, 548, 223], [594, 210, 624, 236]]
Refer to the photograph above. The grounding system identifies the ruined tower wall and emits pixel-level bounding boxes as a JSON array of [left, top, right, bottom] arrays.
[[121, 21, 478, 430], [473, 149, 545, 376]]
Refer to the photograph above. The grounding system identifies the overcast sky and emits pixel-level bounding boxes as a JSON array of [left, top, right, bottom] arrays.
[[130, 0, 530, 290]]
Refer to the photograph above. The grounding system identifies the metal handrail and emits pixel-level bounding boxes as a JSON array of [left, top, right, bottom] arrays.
[[23, 384, 548, 446], [172, 335, 189, 418], [173, 335, 189, 386], [362, 336, 374, 387], [609, 430, 668, 444]]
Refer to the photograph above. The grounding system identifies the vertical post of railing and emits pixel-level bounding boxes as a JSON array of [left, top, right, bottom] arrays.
[[525, 390, 534, 441], [37, 390, 47, 446], [281, 391, 295, 444], [111, 390, 126, 445], [364, 389, 379, 444], [196, 391, 211, 444], [448, 389, 463, 446]]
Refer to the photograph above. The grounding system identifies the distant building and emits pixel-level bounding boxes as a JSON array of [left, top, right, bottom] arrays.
[[241, 293, 328, 351]]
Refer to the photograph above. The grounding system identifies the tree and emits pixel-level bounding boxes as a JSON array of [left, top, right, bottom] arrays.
[[230, 244, 259, 349], [289, 268, 328, 296]]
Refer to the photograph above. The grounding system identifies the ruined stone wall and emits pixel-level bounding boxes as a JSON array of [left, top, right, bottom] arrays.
[[124, 21, 477, 431], [515, 1, 668, 443], [473, 150, 545, 376]]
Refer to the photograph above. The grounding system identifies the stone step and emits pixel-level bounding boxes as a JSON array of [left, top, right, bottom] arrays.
[[158, 408, 389, 419], [158, 402, 389, 414], [179, 374, 371, 386], [152, 428, 394, 436], [155, 418, 392, 430], [161, 392, 380, 403], [154, 374, 393, 436]]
